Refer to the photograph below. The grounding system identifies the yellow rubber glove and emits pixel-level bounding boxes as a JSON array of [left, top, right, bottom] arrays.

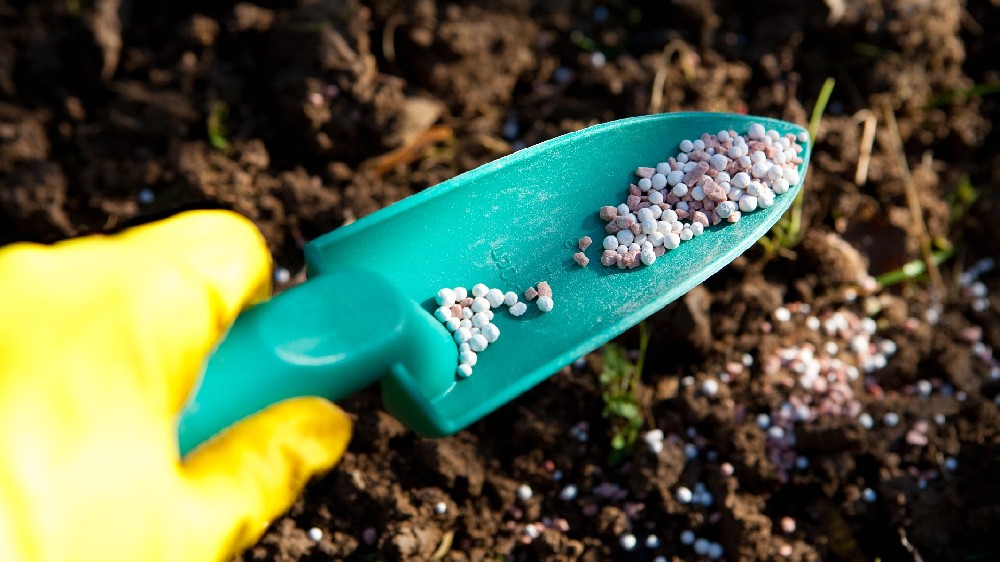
[[0, 210, 352, 561]]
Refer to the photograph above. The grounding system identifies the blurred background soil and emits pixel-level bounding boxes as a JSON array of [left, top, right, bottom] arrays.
[[1, 1, 998, 561]]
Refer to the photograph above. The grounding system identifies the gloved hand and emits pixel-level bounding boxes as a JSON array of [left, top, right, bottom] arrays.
[[0, 210, 352, 561]]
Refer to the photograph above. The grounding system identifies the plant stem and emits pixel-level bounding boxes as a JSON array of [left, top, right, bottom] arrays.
[[788, 77, 836, 242], [874, 248, 953, 287], [880, 100, 946, 296]]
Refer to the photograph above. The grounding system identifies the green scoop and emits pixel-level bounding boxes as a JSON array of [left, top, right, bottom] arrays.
[[177, 112, 811, 455]]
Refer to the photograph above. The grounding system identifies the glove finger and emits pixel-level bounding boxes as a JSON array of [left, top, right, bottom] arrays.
[[115, 210, 272, 414], [178, 397, 351, 559]]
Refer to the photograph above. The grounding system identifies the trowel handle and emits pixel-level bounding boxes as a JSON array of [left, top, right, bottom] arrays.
[[176, 270, 457, 456]]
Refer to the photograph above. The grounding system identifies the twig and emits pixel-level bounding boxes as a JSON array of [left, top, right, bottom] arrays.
[[879, 100, 946, 296], [853, 109, 877, 185], [431, 530, 454, 560], [649, 41, 692, 114], [361, 125, 454, 177], [382, 14, 403, 64]]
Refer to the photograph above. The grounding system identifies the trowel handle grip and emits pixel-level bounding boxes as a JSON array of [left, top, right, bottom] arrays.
[[175, 270, 457, 456]]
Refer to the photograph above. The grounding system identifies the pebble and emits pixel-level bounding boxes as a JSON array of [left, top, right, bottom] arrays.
[[862, 488, 877, 503], [883, 412, 900, 427], [523, 524, 540, 539], [684, 443, 699, 459], [774, 306, 791, 322], [680, 530, 696, 545], [516, 484, 533, 501], [362, 527, 377, 545], [643, 429, 664, 453], [675, 486, 693, 504], [619, 534, 637, 551], [694, 489, 714, 507], [916, 379, 932, 398], [434, 501, 448, 514], [273, 267, 291, 285], [559, 484, 578, 501], [702, 378, 719, 396], [307, 527, 323, 541]]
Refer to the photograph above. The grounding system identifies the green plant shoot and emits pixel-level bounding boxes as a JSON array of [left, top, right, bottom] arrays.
[[759, 77, 835, 258], [599, 321, 650, 465], [207, 101, 231, 151]]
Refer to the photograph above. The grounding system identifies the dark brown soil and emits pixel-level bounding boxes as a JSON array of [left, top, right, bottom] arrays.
[[2, 1, 998, 561]]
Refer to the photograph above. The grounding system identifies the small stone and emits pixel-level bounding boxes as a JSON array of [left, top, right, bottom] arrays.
[[916, 379, 932, 398], [273, 267, 291, 285], [523, 524, 540, 539], [702, 378, 719, 396], [906, 428, 929, 446], [559, 484, 578, 501], [307, 527, 323, 541], [362, 527, 377, 545]]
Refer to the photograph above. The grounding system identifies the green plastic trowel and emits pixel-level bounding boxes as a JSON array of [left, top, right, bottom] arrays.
[[177, 112, 811, 455]]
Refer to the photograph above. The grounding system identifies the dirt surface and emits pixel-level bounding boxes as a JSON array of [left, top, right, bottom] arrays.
[[2, 1, 999, 561]]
